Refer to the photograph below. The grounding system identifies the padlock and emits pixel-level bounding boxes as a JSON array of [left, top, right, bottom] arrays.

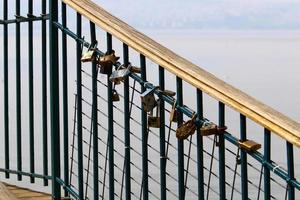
[[176, 114, 197, 140], [140, 87, 159, 112], [169, 101, 178, 122], [112, 89, 120, 102], [200, 123, 218, 136], [238, 140, 261, 151], [148, 100, 160, 128], [81, 43, 97, 62], [98, 50, 120, 74], [130, 66, 141, 74], [160, 89, 176, 97], [200, 122, 227, 136], [109, 64, 131, 83]]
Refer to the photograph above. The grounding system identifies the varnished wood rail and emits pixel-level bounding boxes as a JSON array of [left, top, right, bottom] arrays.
[[64, 0, 300, 147], [0, 182, 51, 200]]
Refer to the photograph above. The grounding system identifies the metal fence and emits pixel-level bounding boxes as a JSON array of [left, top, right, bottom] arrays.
[[1, 0, 300, 200]]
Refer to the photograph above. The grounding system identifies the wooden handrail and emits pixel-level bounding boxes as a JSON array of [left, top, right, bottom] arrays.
[[63, 0, 300, 147]]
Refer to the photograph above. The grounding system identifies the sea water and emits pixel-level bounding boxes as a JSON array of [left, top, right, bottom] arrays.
[[0, 30, 299, 199]]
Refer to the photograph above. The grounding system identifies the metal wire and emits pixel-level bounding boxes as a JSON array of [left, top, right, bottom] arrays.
[[67, 42, 300, 200]]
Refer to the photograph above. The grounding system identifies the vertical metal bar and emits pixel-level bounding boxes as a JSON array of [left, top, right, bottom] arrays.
[[196, 89, 204, 200], [159, 66, 166, 200], [107, 32, 115, 200], [61, 2, 69, 195], [49, 0, 61, 198], [28, 0, 35, 183], [123, 44, 131, 200], [16, 0, 22, 181], [240, 114, 248, 200], [42, 0, 48, 186], [176, 77, 184, 199], [3, 0, 9, 179], [61, 1, 70, 194], [76, 12, 84, 200], [90, 22, 99, 200], [219, 102, 226, 200], [286, 142, 295, 200], [264, 128, 271, 199], [140, 54, 148, 200]]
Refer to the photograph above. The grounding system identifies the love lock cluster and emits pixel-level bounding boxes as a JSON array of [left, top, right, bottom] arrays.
[[176, 116, 227, 140], [81, 45, 141, 102], [141, 86, 177, 128], [81, 43, 120, 73], [81, 44, 227, 140]]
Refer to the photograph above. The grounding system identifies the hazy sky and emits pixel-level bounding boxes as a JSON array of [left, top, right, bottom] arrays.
[[1, 1, 299, 30], [94, 0, 300, 30]]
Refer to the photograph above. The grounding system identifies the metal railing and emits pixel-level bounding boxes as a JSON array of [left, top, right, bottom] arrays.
[[1, 0, 300, 199]]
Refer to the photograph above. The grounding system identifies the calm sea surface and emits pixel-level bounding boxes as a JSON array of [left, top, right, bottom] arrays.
[[0, 30, 299, 198]]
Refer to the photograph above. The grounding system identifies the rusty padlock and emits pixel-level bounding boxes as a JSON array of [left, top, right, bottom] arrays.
[[169, 101, 178, 122], [109, 64, 131, 83], [200, 122, 227, 136], [81, 43, 97, 62], [112, 89, 120, 102], [148, 100, 160, 128], [98, 50, 120, 74], [176, 114, 197, 140], [140, 86, 159, 112]]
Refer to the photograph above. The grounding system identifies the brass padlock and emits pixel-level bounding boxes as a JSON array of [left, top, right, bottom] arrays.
[[98, 50, 120, 74], [140, 86, 159, 112], [112, 89, 120, 102], [148, 100, 160, 128], [130, 66, 141, 74], [200, 123, 227, 136], [160, 89, 176, 97], [81, 43, 97, 62], [109, 64, 131, 83], [176, 114, 197, 140], [238, 140, 261, 151], [169, 101, 178, 122]]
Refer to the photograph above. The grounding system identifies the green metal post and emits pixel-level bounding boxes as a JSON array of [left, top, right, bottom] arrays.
[[176, 77, 184, 199], [61, 2, 69, 195], [240, 114, 248, 200], [140, 54, 149, 200], [159, 66, 166, 200], [16, 0, 22, 181], [219, 102, 226, 200], [76, 13, 84, 200], [196, 89, 204, 200], [264, 128, 271, 199], [287, 142, 295, 200], [49, 0, 61, 198], [3, 0, 9, 179], [107, 33, 115, 200], [90, 22, 99, 200], [42, 0, 48, 186], [28, 0, 35, 183], [123, 44, 131, 200]]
